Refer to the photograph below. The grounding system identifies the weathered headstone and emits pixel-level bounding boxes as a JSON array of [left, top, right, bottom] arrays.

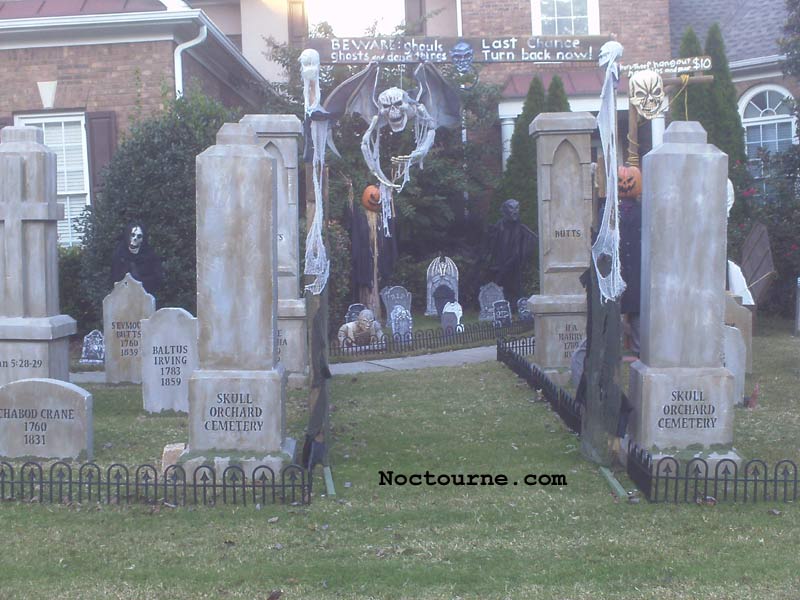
[[724, 292, 753, 374], [240, 115, 309, 389], [79, 330, 105, 365], [528, 113, 594, 378], [0, 126, 77, 386], [390, 305, 413, 342], [722, 325, 746, 407], [479, 283, 505, 321], [0, 379, 92, 460], [441, 301, 463, 333], [182, 123, 288, 476], [517, 298, 533, 322], [141, 308, 198, 413], [425, 256, 459, 316], [345, 303, 367, 323], [103, 274, 155, 384], [381, 285, 412, 317], [493, 300, 512, 328], [629, 122, 739, 468]]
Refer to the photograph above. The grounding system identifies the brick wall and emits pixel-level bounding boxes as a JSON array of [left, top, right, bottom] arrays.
[[0, 41, 174, 133], [182, 52, 256, 111]]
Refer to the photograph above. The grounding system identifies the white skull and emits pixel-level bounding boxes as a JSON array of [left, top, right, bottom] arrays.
[[629, 69, 665, 119], [378, 87, 411, 133], [299, 48, 321, 112], [129, 226, 144, 255], [599, 41, 624, 68]]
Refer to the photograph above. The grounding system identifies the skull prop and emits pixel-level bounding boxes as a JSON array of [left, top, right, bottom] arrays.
[[450, 41, 475, 74], [299, 48, 321, 113], [128, 226, 144, 255], [378, 87, 413, 133], [629, 69, 665, 119]]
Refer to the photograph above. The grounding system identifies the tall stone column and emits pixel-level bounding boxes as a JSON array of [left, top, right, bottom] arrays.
[[183, 123, 289, 475], [629, 121, 740, 467], [240, 115, 308, 389], [0, 126, 76, 386], [528, 113, 595, 382]]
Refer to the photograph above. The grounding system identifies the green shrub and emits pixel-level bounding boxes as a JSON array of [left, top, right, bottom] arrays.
[[79, 91, 239, 320], [58, 246, 96, 334]]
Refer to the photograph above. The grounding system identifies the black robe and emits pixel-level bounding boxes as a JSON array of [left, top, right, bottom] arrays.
[[111, 242, 163, 296], [487, 219, 537, 302]]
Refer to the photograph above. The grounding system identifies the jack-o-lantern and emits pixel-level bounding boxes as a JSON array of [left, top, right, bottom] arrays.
[[361, 184, 381, 212], [618, 165, 642, 199]]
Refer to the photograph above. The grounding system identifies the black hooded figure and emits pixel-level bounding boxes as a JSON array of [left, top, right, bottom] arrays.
[[111, 222, 163, 296], [488, 199, 537, 303]]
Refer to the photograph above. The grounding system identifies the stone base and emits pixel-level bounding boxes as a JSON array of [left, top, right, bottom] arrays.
[[0, 315, 76, 386], [287, 372, 309, 390], [277, 298, 309, 387], [629, 361, 735, 453], [543, 368, 572, 389], [187, 367, 286, 454], [528, 294, 586, 371]]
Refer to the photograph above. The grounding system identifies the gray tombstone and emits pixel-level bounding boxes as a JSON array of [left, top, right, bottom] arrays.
[[141, 308, 198, 414], [103, 273, 156, 384], [425, 256, 459, 316], [479, 283, 505, 321], [345, 303, 367, 323], [722, 325, 747, 407], [390, 305, 413, 342], [517, 298, 533, 322], [493, 300, 512, 328], [0, 378, 92, 460], [441, 301, 463, 333], [79, 330, 105, 365], [381, 286, 412, 318]]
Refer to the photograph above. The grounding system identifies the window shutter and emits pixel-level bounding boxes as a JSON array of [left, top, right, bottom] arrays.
[[86, 111, 117, 206]]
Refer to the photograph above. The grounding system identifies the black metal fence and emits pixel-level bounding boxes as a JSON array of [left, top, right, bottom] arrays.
[[496, 336, 583, 434], [0, 461, 311, 507], [331, 319, 535, 359], [628, 444, 799, 504]]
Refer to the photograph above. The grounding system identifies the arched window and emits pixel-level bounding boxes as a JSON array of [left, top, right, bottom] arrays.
[[738, 85, 796, 180]]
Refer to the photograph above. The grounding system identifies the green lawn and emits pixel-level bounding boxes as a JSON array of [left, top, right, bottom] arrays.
[[0, 318, 798, 599]]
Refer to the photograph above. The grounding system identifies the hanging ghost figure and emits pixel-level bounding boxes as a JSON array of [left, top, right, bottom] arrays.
[[628, 69, 666, 120]]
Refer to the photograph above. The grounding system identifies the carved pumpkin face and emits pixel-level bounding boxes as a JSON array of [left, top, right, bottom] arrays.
[[361, 184, 381, 212], [618, 165, 642, 199]]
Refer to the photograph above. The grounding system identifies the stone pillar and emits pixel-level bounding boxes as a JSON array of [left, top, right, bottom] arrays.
[[629, 121, 740, 467], [0, 126, 76, 386], [183, 123, 289, 475], [240, 115, 308, 389], [528, 113, 595, 381]]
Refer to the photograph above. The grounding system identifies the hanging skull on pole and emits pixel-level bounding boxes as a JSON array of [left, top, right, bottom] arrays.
[[628, 69, 666, 120], [323, 61, 461, 236]]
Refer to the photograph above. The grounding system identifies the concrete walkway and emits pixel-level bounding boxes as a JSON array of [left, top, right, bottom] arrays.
[[69, 344, 498, 383]]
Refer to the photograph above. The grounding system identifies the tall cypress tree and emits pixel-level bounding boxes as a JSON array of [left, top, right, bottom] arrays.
[[546, 75, 570, 112], [670, 27, 710, 123]]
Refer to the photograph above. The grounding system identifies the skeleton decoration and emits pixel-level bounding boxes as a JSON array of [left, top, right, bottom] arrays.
[[628, 69, 666, 120], [129, 226, 144, 255], [592, 40, 627, 303], [323, 61, 461, 236]]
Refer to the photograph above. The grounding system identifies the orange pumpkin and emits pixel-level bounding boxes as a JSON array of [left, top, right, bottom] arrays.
[[361, 184, 381, 212], [618, 165, 642, 199]]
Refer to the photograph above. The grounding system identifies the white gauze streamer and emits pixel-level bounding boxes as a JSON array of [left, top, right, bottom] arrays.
[[593, 41, 626, 302], [303, 119, 330, 295]]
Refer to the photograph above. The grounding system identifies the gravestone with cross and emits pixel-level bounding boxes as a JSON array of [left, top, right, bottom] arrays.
[[0, 126, 76, 386]]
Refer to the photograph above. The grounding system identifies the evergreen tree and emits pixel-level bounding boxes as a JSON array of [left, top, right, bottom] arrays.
[[780, 0, 800, 76], [546, 75, 570, 112], [670, 27, 709, 123]]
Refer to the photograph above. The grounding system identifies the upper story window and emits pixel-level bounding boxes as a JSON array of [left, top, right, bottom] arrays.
[[14, 112, 90, 247], [738, 85, 796, 186], [531, 0, 599, 36]]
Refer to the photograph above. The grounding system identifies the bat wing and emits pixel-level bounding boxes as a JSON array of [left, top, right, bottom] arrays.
[[323, 62, 381, 125], [413, 62, 461, 129]]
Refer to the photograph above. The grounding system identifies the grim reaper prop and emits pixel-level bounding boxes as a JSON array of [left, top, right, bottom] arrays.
[[322, 61, 461, 237]]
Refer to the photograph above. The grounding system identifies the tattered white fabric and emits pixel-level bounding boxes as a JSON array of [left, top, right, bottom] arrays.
[[300, 48, 321, 116], [379, 182, 393, 237], [303, 117, 330, 295], [593, 41, 626, 303]]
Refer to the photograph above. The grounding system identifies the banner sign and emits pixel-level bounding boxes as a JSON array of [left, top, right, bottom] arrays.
[[305, 36, 612, 65], [620, 55, 712, 75]]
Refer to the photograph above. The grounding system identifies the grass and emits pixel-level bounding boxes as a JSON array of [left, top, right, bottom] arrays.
[[0, 318, 798, 599]]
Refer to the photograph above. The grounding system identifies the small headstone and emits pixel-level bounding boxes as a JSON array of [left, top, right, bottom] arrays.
[[390, 305, 413, 342], [724, 292, 753, 374], [79, 330, 105, 365], [441, 301, 463, 333], [479, 283, 505, 321], [141, 308, 198, 413], [722, 325, 746, 407], [432, 284, 456, 317], [425, 255, 459, 315], [102, 273, 156, 384], [381, 286, 412, 317], [345, 303, 367, 323], [517, 298, 533, 322], [0, 379, 92, 460], [493, 300, 512, 328]]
